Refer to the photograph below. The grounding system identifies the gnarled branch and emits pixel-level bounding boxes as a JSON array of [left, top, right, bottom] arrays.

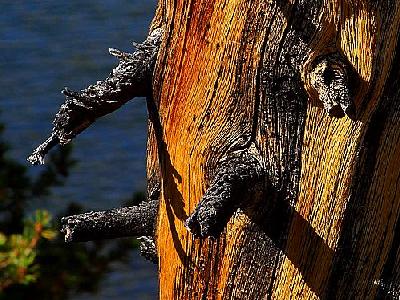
[[185, 148, 264, 238], [61, 199, 158, 243], [28, 28, 163, 165]]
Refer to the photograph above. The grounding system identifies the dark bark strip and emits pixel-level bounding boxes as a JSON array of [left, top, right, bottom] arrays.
[[28, 28, 163, 165], [260, 0, 318, 206], [61, 199, 158, 243], [255, 0, 322, 297]]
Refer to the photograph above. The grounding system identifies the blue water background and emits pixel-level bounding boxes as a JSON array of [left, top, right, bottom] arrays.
[[0, 1, 158, 298]]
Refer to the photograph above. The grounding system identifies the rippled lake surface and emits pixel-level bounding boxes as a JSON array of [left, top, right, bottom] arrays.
[[0, 1, 158, 299]]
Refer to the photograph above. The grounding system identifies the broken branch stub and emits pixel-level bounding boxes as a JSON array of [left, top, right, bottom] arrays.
[[309, 52, 356, 119], [185, 148, 264, 238], [138, 236, 158, 264], [60, 177, 161, 262], [61, 199, 159, 243], [27, 28, 163, 165]]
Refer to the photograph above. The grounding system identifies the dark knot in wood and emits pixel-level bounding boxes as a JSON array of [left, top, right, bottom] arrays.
[[309, 53, 356, 119]]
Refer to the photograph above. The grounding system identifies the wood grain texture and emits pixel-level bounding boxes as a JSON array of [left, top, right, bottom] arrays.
[[273, 2, 400, 299], [148, 0, 400, 299]]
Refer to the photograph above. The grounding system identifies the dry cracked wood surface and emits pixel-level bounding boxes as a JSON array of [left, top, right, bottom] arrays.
[[150, 1, 400, 299]]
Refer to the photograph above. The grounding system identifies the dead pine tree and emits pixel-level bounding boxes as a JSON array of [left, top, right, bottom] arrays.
[[29, 1, 400, 299]]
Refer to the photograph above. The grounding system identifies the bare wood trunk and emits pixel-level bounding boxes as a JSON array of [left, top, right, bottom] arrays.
[[148, 1, 400, 299]]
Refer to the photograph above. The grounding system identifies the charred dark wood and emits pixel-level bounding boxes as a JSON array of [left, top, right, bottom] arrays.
[[28, 28, 163, 165], [61, 200, 158, 243], [138, 236, 158, 264], [26, 134, 60, 165], [309, 52, 356, 118], [185, 148, 264, 238]]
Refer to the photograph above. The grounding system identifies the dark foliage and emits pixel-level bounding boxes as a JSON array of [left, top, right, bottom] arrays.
[[0, 119, 142, 300]]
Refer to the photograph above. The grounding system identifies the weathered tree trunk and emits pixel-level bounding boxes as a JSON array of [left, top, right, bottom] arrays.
[[28, 0, 400, 299], [149, 1, 400, 299]]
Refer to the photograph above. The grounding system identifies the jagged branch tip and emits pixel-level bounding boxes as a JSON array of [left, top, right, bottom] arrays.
[[27, 28, 163, 165], [61, 199, 159, 243]]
